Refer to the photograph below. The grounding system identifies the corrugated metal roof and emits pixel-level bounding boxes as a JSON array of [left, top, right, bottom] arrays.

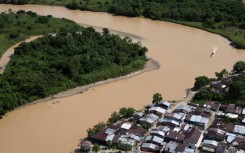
[[149, 107, 166, 114], [175, 105, 192, 112], [233, 125, 245, 135], [141, 143, 157, 150], [203, 139, 218, 147], [121, 122, 132, 130]]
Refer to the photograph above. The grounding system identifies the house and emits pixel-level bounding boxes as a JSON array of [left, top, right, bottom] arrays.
[[145, 135, 164, 145], [221, 76, 234, 86], [193, 107, 211, 118], [184, 114, 208, 129], [149, 107, 166, 116], [233, 125, 245, 135], [207, 128, 226, 141], [183, 128, 203, 150], [226, 104, 242, 114], [156, 101, 171, 110], [159, 118, 180, 128], [164, 141, 179, 153], [164, 113, 186, 123], [139, 113, 159, 126], [133, 112, 144, 121], [165, 130, 185, 143], [141, 143, 158, 152], [210, 81, 229, 93], [173, 105, 192, 114], [203, 101, 221, 111], [201, 139, 218, 153], [216, 142, 227, 153], [149, 129, 165, 138]]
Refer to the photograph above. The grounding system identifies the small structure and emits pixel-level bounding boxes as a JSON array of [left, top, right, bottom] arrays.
[[159, 118, 180, 128]]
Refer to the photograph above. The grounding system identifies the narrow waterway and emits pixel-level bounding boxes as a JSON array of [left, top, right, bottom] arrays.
[[0, 4, 244, 153]]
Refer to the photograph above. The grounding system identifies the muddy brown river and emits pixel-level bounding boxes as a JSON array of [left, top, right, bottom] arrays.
[[0, 4, 244, 153]]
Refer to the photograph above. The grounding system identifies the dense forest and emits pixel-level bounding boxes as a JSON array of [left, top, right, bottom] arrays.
[[1, 0, 244, 48], [0, 27, 147, 118], [192, 61, 245, 107], [0, 10, 81, 57]]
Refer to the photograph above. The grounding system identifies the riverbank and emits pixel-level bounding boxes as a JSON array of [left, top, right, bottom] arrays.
[[15, 58, 159, 110]]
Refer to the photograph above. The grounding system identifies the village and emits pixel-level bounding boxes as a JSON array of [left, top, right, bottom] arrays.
[[76, 70, 245, 153]]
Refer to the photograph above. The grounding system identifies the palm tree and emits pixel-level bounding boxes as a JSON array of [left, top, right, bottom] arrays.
[[152, 93, 163, 104], [92, 144, 100, 153]]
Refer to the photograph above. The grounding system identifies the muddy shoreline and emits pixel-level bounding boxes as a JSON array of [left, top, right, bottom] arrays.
[[12, 58, 159, 111]]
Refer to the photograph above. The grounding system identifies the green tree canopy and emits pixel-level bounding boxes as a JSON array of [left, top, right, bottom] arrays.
[[192, 76, 211, 91], [233, 61, 245, 73], [152, 93, 162, 104]]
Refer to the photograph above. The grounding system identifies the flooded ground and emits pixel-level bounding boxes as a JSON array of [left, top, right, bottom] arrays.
[[0, 4, 244, 153]]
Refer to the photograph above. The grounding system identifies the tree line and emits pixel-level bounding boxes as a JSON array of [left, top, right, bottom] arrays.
[[0, 27, 147, 118]]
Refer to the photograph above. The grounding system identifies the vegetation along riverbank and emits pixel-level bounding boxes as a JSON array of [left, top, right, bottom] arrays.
[[1, 0, 244, 49], [0, 9, 81, 57], [0, 23, 148, 118]]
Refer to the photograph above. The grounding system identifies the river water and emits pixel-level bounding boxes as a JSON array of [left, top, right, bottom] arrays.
[[0, 4, 244, 153]]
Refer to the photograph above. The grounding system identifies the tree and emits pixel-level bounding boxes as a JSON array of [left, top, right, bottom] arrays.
[[119, 107, 135, 118], [215, 69, 229, 80], [107, 111, 120, 124], [233, 61, 245, 73], [152, 93, 162, 104], [192, 76, 210, 91], [92, 144, 100, 153]]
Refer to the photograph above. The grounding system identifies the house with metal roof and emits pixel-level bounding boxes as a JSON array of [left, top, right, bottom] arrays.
[[156, 101, 171, 110], [184, 114, 208, 129], [173, 105, 192, 114], [159, 118, 180, 128], [132, 112, 144, 121], [201, 140, 219, 153], [183, 128, 203, 150], [149, 106, 166, 116], [145, 135, 164, 145], [233, 125, 245, 135], [141, 143, 158, 152], [149, 129, 165, 138], [139, 113, 159, 126], [164, 112, 186, 123]]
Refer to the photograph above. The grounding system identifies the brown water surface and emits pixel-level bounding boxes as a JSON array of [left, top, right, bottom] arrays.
[[0, 4, 244, 153]]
